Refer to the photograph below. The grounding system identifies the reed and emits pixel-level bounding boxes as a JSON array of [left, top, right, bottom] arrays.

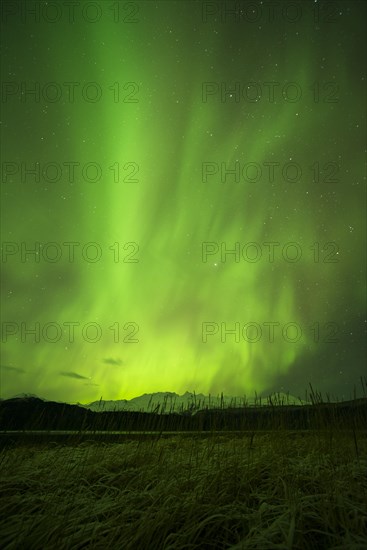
[[0, 383, 366, 549]]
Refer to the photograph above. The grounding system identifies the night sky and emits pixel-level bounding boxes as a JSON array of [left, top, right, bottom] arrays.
[[1, 1, 366, 403]]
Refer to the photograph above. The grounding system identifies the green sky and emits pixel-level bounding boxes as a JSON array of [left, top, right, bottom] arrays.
[[1, 1, 366, 403]]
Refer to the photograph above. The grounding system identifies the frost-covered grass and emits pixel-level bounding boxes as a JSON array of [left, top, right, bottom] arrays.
[[0, 432, 366, 549]]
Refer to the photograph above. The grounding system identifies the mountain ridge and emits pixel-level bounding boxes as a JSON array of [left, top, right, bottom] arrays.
[[0, 394, 366, 433], [79, 391, 310, 413], [2, 390, 310, 412]]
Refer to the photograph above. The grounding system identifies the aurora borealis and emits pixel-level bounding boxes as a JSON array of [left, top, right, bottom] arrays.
[[1, 0, 366, 403]]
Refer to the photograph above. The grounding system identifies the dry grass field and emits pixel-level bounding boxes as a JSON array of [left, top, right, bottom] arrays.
[[1, 428, 366, 549]]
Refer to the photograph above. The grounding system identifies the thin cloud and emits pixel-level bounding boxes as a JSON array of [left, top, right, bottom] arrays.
[[59, 371, 91, 380], [103, 358, 123, 366], [1, 365, 25, 374]]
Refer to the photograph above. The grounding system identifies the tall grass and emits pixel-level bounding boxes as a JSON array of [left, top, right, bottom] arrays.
[[0, 383, 366, 549]]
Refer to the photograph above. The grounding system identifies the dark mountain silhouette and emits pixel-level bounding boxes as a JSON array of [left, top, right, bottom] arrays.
[[0, 395, 366, 433], [81, 391, 309, 412]]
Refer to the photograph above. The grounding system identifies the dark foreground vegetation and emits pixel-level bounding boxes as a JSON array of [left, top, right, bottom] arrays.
[[1, 393, 366, 434], [0, 384, 366, 549]]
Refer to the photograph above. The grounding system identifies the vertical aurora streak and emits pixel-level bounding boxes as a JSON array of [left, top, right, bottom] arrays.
[[1, 1, 366, 402]]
